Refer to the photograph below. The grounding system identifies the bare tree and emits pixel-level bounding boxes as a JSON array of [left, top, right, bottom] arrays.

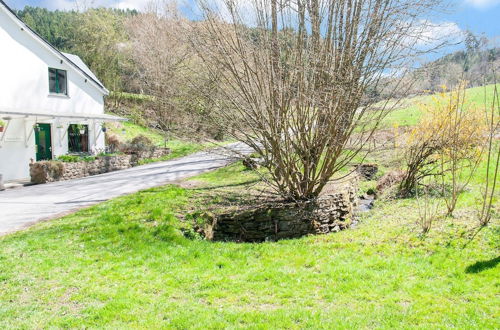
[[415, 177, 442, 234], [192, 0, 444, 201], [125, 2, 195, 136], [437, 82, 486, 217], [477, 82, 500, 226]]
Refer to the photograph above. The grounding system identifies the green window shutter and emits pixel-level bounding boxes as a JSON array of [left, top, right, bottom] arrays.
[[55, 69, 59, 93]]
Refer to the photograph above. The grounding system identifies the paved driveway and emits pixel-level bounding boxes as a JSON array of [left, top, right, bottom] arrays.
[[0, 143, 251, 236]]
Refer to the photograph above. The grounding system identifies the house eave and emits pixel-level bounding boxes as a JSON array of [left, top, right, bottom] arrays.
[[0, 108, 127, 122]]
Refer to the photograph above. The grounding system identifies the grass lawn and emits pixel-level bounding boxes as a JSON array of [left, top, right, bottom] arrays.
[[0, 162, 498, 328], [381, 83, 499, 128], [1, 84, 498, 328], [106, 121, 217, 163]]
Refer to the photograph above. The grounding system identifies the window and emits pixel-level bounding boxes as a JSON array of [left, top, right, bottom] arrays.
[[68, 124, 89, 153], [48, 68, 67, 95]]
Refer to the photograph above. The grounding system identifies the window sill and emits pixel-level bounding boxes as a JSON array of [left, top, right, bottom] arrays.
[[48, 93, 70, 98]]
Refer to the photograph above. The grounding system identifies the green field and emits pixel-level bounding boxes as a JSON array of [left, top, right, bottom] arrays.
[[381, 84, 499, 128], [0, 162, 498, 328], [0, 85, 498, 328]]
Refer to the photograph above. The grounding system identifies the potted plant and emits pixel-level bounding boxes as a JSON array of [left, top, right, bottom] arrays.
[[75, 124, 86, 135], [0, 120, 5, 133]]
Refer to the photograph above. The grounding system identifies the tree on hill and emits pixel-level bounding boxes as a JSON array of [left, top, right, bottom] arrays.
[[71, 8, 131, 91], [16, 6, 78, 51], [15, 6, 137, 91]]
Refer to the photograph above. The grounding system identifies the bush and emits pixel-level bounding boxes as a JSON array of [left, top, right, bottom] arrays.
[[96, 152, 123, 157], [56, 155, 81, 163], [45, 161, 64, 179], [130, 134, 153, 146], [105, 134, 122, 153], [399, 82, 486, 198], [120, 134, 155, 154], [30, 161, 64, 183], [56, 155, 96, 163]]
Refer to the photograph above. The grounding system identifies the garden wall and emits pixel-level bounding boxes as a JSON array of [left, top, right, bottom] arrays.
[[209, 176, 359, 242], [30, 148, 170, 184]]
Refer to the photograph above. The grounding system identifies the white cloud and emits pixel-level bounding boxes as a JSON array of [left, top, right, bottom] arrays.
[[464, 0, 500, 9], [401, 20, 463, 49], [419, 21, 463, 46]]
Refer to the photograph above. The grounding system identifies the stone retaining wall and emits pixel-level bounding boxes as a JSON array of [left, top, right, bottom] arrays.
[[30, 148, 170, 184], [209, 176, 359, 242], [130, 149, 172, 165], [355, 163, 378, 180]]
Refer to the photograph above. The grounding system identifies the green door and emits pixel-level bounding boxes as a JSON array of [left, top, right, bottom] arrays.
[[35, 123, 52, 161]]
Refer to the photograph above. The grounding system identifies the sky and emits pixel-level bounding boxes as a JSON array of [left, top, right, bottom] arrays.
[[3, 0, 500, 47]]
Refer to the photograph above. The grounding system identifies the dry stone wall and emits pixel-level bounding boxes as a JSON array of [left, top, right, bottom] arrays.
[[30, 148, 171, 184], [209, 176, 359, 242], [355, 164, 379, 180]]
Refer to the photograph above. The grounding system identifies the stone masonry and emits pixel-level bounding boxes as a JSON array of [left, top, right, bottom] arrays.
[[30, 148, 170, 184], [355, 163, 379, 180], [209, 175, 359, 242]]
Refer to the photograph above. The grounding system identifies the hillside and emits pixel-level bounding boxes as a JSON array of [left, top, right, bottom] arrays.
[[106, 121, 209, 161], [381, 83, 499, 128], [412, 47, 500, 92]]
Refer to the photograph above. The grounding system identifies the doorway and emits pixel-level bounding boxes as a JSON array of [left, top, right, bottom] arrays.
[[35, 123, 52, 161]]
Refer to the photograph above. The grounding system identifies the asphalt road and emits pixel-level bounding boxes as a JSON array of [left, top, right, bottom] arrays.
[[0, 143, 251, 236]]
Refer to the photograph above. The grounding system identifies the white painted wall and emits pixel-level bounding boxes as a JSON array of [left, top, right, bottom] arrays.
[[0, 7, 107, 181]]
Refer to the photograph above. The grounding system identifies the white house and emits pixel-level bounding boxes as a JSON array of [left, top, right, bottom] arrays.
[[0, 0, 125, 182]]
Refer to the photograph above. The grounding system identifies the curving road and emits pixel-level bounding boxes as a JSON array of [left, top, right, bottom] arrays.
[[0, 143, 251, 236]]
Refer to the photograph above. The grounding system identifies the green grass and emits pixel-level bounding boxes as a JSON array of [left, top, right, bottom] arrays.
[[381, 84, 499, 128], [56, 154, 97, 163], [107, 121, 167, 146], [106, 121, 211, 163], [137, 140, 208, 165], [193, 163, 260, 186], [0, 163, 498, 328]]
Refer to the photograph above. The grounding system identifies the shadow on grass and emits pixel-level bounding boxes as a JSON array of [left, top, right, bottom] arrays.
[[130, 180, 261, 194], [193, 179, 262, 191], [465, 256, 500, 274]]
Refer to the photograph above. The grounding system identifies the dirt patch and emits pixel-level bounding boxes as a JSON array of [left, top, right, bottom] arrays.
[[376, 170, 406, 195]]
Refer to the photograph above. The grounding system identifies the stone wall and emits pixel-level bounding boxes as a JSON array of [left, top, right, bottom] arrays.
[[61, 155, 133, 181], [30, 148, 170, 184], [29, 161, 64, 184], [355, 164, 378, 180], [130, 149, 171, 166], [209, 176, 358, 242]]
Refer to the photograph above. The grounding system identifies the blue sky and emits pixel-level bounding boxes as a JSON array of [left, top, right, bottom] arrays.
[[4, 0, 500, 43]]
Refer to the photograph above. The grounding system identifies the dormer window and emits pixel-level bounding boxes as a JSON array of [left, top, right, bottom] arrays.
[[48, 68, 67, 95]]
